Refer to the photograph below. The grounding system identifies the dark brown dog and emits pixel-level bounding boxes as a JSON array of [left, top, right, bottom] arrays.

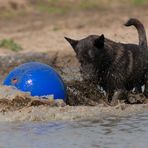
[[65, 18, 148, 104]]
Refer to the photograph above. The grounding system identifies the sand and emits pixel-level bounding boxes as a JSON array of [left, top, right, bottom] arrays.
[[0, 85, 147, 122]]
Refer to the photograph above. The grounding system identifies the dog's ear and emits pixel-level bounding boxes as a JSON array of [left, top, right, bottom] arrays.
[[65, 37, 78, 50], [94, 34, 104, 49]]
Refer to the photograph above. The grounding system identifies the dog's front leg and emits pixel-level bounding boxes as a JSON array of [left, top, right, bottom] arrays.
[[110, 89, 125, 106], [106, 89, 126, 106]]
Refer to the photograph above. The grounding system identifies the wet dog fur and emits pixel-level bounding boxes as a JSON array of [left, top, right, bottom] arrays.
[[65, 18, 148, 104]]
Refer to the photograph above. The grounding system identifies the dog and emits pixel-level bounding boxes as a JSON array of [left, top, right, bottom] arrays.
[[65, 18, 148, 104]]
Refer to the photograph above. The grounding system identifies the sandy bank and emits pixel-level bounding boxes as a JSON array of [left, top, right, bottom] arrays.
[[0, 85, 147, 122]]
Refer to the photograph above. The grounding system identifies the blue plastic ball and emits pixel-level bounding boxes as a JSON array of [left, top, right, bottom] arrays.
[[3, 62, 67, 101]]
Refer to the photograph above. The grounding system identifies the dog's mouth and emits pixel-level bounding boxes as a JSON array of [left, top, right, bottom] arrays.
[[81, 73, 99, 84], [79, 63, 100, 84]]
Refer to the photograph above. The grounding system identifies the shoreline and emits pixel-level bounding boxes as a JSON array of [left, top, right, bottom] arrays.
[[0, 85, 147, 122], [0, 103, 148, 122]]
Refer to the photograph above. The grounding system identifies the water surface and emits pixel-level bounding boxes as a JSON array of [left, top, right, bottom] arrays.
[[0, 111, 147, 148]]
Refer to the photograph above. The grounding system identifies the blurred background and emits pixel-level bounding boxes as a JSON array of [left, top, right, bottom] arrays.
[[0, 0, 147, 56]]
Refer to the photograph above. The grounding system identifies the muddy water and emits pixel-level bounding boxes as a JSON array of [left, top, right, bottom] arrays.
[[0, 53, 148, 147], [0, 111, 147, 148], [0, 84, 147, 148]]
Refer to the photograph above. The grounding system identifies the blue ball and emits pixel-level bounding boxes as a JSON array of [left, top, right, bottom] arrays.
[[3, 62, 67, 101]]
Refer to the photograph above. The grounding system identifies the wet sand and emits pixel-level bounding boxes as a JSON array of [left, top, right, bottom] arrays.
[[0, 85, 147, 122], [1, 103, 148, 122]]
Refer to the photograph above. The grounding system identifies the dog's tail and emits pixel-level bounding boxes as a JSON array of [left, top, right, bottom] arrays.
[[124, 18, 147, 49]]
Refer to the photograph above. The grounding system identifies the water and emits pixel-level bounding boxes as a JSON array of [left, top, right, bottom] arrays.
[[0, 111, 147, 148], [0, 78, 147, 147]]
